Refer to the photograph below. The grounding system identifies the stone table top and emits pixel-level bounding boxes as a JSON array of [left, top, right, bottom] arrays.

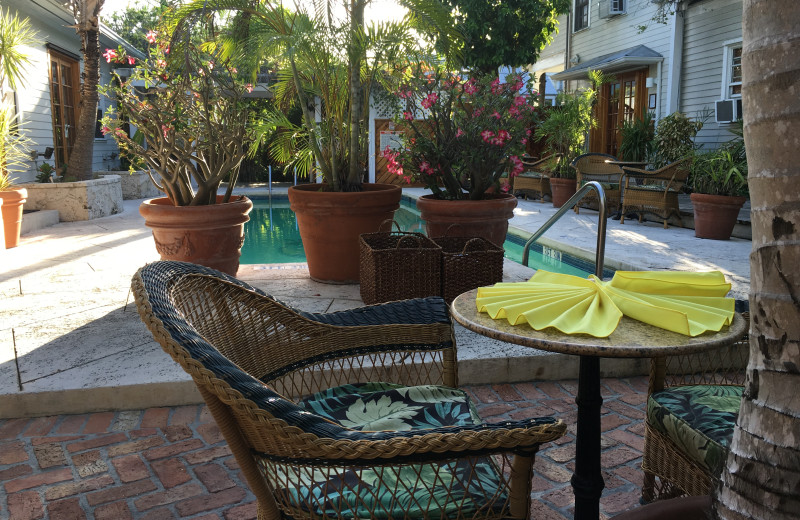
[[451, 289, 747, 359]]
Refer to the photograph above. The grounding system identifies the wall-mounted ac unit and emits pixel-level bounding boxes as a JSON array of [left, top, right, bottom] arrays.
[[715, 99, 742, 123], [600, 0, 625, 18]]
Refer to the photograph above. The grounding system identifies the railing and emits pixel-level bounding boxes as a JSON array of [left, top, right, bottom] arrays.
[[521, 181, 608, 279]]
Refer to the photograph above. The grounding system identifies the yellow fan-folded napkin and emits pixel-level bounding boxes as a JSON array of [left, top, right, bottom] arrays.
[[476, 270, 623, 337], [475, 270, 735, 337]]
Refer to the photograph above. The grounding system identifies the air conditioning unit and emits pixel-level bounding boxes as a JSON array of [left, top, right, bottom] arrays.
[[715, 99, 742, 123], [610, 0, 625, 15]]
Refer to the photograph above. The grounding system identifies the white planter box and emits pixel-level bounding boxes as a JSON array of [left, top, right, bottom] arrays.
[[19, 176, 124, 222], [98, 170, 161, 200]]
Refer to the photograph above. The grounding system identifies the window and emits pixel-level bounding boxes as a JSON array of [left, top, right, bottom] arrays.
[[95, 109, 104, 138], [718, 41, 743, 122], [727, 46, 742, 98], [575, 0, 590, 30]]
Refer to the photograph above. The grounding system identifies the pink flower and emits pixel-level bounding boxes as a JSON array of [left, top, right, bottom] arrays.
[[492, 111, 501, 119], [508, 106, 520, 117], [421, 92, 439, 109], [145, 30, 158, 44], [207, 61, 214, 70], [464, 79, 478, 95], [512, 80, 524, 92], [101, 126, 111, 135], [490, 137, 504, 146], [246, 83, 254, 93], [514, 96, 526, 106], [501, 181, 511, 193], [497, 129, 511, 142], [473, 107, 483, 118], [481, 130, 495, 143], [419, 161, 435, 176], [231, 67, 238, 74], [526, 128, 532, 136], [127, 56, 136, 65], [521, 138, 528, 145], [403, 111, 413, 121], [161, 125, 171, 138], [456, 128, 464, 138], [103, 49, 118, 63], [509, 155, 524, 176], [156, 59, 166, 69], [490, 78, 502, 93]]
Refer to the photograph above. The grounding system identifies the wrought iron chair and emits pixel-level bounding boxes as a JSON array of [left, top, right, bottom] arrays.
[[570, 153, 624, 214], [620, 158, 692, 229], [132, 261, 566, 520], [513, 154, 560, 202], [641, 312, 749, 502]]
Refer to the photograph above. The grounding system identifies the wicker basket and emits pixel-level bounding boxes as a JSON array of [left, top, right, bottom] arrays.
[[359, 221, 442, 304], [433, 236, 504, 304]]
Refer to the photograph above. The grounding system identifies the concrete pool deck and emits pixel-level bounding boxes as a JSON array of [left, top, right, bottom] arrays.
[[0, 187, 751, 418]]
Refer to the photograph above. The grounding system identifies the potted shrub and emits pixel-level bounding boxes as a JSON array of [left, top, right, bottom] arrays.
[[0, 7, 36, 249], [534, 85, 597, 207], [689, 128, 748, 240], [384, 67, 538, 245], [618, 112, 655, 163], [101, 31, 255, 275], [169, 1, 455, 283]]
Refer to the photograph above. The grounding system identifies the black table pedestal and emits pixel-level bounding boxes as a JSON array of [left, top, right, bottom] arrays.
[[571, 355, 605, 520]]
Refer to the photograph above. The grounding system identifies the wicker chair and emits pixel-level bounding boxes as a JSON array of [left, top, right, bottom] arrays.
[[570, 153, 624, 214], [513, 154, 560, 202], [132, 261, 567, 520], [641, 313, 749, 503], [620, 158, 691, 229]]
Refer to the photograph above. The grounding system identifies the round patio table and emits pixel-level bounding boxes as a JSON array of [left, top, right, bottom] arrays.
[[450, 289, 747, 520]]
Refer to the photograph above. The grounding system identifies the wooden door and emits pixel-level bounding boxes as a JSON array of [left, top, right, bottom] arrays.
[[49, 50, 80, 172], [590, 69, 647, 156]]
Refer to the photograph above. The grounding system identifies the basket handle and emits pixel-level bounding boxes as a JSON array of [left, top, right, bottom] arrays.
[[379, 219, 402, 233], [461, 238, 490, 254], [396, 234, 421, 249]]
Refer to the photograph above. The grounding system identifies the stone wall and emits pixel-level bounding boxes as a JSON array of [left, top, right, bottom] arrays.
[[19, 176, 124, 222], [98, 171, 162, 200]]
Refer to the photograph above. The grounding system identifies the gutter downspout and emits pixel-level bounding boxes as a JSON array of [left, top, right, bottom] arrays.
[[565, 10, 572, 92]]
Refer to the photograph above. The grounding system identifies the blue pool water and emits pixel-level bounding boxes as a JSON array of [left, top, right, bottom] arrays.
[[240, 196, 613, 278]]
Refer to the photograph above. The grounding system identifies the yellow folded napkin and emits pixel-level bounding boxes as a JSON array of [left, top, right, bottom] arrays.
[[476, 270, 735, 337]]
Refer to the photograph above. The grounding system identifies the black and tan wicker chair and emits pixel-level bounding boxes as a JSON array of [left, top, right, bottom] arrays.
[[570, 153, 624, 214], [620, 158, 691, 229], [132, 261, 566, 520], [641, 313, 749, 503], [513, 154, 560, 202]]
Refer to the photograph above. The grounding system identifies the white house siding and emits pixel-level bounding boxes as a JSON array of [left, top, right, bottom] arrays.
[[4, 0, 123, 184], [529, 13, 569, 78], [679, 0, 743, 150], [569, 1, 671, 116]]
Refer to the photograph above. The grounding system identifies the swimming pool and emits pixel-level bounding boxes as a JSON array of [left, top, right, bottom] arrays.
[[240, 196, 614, 278]]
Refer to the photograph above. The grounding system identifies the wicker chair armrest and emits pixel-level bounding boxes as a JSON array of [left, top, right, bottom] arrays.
[[298, 297, 450, 327]]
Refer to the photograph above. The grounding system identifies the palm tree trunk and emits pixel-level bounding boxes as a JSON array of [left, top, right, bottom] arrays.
[[346, 0, 365, 190], [67, 1, 103, 181], [714, 1, 800, 518]]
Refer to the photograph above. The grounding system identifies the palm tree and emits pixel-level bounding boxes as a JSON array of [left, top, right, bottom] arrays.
[[169, 0, 459, 192], [714, 1, 800, 518], [65, 0, 105, 181]]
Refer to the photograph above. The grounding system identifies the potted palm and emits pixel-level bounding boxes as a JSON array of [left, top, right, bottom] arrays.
[[534, 86, 596, 207], [0, 7, 36, 249], [168, 0, 456, 283], [384, 68, 538, 245], [101, 31, 255, 275], [689, 128, 748, 240]]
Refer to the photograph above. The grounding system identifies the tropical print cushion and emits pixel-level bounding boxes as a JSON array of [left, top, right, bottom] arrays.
[[286, 382, 505, 519], [648, 385, 743, 473]]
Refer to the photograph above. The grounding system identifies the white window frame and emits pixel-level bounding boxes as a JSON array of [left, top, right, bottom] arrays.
[[720, 39, 743, 101], [574, 0, 590, 31]]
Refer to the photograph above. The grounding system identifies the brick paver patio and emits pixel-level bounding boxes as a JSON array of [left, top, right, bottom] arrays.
[[1, 377, 649, 519]]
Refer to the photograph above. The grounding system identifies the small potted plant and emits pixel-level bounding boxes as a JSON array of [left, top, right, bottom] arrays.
[[101, 30, 255, 275], [384, 67, 538, 245], [688, 125, 748, 240]]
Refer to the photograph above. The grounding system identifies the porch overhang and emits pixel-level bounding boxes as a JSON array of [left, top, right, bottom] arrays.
[[551, 45, 663, 81]]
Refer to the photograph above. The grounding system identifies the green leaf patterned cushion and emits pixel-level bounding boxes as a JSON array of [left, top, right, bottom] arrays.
[[648, 385, 743, 473], [291, 382, 505, 519]]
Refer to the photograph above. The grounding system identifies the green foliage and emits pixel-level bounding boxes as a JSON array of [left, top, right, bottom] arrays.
[[690, 138, 748, 197], [106, 0, 169, 53], [652, 111, 703, 167], [535, 84, 597, 178], [35, 162, 55, 183], [385, 68, 538, 200], [619, 112, 655, 162], [442, 0, 570, 73]]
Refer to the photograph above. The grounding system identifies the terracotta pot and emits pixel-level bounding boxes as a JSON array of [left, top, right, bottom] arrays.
[[549, 177, 577, 208], [139, 195, 253, 276], [416, 194, 517, 247], [0, 188, 28, 249], [690, 193, 746, 240], [288, 183, 402, 284]]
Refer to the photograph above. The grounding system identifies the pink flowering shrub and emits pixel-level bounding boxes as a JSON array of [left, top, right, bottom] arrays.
[[384, 66, 539, 200], [99, 32, 254, 206]]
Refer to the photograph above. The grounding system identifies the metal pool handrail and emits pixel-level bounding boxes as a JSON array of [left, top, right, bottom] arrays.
[[521, 181, 608, 279]]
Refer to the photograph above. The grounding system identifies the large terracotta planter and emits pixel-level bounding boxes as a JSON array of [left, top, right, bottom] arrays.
[[288, 183, 402, 283], [139, 195, 253, 276], [416, 193, 517, 247], [690, 193, 746, 240], [0, 187, 27, 249], [549, 177, 577, 208]]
